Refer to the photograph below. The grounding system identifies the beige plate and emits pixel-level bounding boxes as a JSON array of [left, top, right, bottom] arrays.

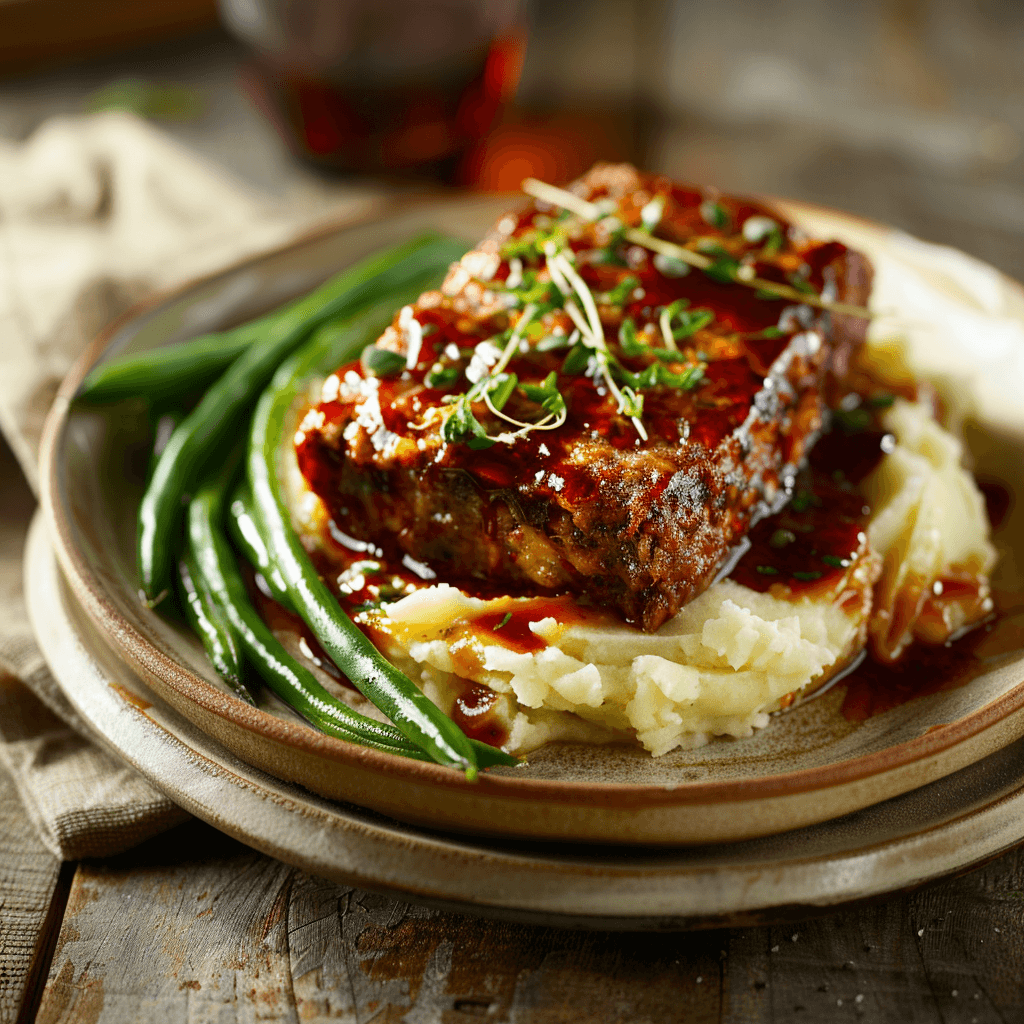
[[25, 512, 1024, 929], [37, 195, 1024, 846]]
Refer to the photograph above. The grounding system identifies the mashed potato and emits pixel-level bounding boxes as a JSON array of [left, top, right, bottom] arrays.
[[863, 398, 995, 661], [371, 578, 870, 756]]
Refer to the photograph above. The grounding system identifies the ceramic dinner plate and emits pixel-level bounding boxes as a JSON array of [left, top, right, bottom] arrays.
[[25, 511, 1024, 928], [37, 194, 1024, 845]]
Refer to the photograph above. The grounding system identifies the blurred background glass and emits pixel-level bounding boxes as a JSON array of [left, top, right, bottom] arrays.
[[0, 0, 1022, 275], [218, 0, 525, 179]]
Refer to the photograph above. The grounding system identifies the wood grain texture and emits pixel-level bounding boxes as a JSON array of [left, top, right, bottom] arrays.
[[30, 818, 1024, 1024], [0, 762, 61, 1024]]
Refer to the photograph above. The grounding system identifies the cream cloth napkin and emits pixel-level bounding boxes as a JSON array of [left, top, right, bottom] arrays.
[[0, 111, 378, 859]]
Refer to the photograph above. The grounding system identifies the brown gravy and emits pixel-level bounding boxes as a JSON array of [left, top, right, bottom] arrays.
[[841, 595, 1024, 721]]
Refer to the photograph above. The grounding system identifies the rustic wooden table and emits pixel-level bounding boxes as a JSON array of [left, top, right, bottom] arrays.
[[2, 762, 1023, 1024]]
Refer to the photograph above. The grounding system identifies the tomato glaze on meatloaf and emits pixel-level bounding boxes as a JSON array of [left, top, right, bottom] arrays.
[[295, 164, 873, 631]]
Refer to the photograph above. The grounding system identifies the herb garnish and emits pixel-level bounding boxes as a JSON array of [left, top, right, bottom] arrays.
[[745, 326, 785, 341], [659, 299, 714, 349], [821, 555, 849, 568], [546, 250, 649, 439], [704, 254, 743, 285], [639, 196, 665, 232], [602, 274, 641, 306], [790, 489, 822, 513], [493, 611, 513, 631], [742, 215, 784, 255], [700, 200, 731, 231], [521, 178, 873, 319], [426, 184, 746, 447], [424, 363, 460, 389], [520, 371, 567, 419], [833, 406, 873, 433], [769, 529, 796, 549], [439, 299, 575, 449], [786, 272, 817, 296], [363, 346, 406, 377]]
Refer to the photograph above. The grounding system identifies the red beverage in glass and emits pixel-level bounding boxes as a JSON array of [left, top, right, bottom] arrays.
[[220, 0, 525, 180]]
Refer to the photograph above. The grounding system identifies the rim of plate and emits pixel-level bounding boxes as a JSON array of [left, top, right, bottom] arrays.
[[38, 193, 1024, 810]]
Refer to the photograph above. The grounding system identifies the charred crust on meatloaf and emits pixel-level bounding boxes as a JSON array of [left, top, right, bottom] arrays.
[[295, 163, 873, 631]]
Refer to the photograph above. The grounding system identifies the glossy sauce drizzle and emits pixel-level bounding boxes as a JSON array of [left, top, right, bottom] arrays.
[[729, 423, 886, 596], [450, 685, 506, 748], [840, 482, 1017, 720], [840, 596, 1018, 721]]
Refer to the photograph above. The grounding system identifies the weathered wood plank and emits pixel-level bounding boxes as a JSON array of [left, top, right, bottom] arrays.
[[0, 760, 63, 1024], [720, 849, 1024, 1024], [30, 816, 1024, 1024], [34, 823, 300, 1024]]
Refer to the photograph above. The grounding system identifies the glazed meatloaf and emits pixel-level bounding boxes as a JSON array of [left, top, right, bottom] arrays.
[[295, 164, 873, 631]]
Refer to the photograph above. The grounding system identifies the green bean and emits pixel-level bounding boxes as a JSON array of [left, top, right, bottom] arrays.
[[79, 326, 259, 406], [231, 486, 518, 770], [248, 307, 482, 778], [177, 549, 253, 704], [190, 465, 516, 768], [189, 462, 430, 755], [145, 408, 183, 483], [227, 480, 292, 610], [138, 233, 466, 603], [80, 232, 465, 406]]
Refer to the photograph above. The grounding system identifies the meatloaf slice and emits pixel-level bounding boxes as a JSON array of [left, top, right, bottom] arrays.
[[295, 163, 873, 631]]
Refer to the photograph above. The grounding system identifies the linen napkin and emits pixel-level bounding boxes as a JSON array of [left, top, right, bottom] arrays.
[[0, 111, 378, 859]]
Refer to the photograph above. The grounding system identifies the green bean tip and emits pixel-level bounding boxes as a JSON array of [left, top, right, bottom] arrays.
[[140, 586, 171, 609]]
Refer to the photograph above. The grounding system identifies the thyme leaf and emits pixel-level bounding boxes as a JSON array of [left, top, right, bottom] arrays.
[[790, 489, 822, 513], [441, 396, 495, 449], [619, 387, 644, 420], [618, 317, 647, 358], [624, 362, 705, 391], [424, 363, 460, 389], [363, 346, 406, 377], [769, 529, 796, 549], [501, 226, 567, 265], [602, 274, 641, 306], [833, 406, 872, 433], [562, 342, 591, 375], [672, 308, 714, 339], [704, 254, 742, 285], [821, 555, 849, 568], [867, 392, 896, 408], [786, 272, 818, 296], [520, 371, 567, 419], [700, 200, 731, 231], [485, 372, 518, 411]]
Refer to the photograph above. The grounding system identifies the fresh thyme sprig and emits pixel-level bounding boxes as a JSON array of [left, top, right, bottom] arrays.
[[546, 249, 649, 439], [520, 178, 873, 320], [428, 223, 708, 448]]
